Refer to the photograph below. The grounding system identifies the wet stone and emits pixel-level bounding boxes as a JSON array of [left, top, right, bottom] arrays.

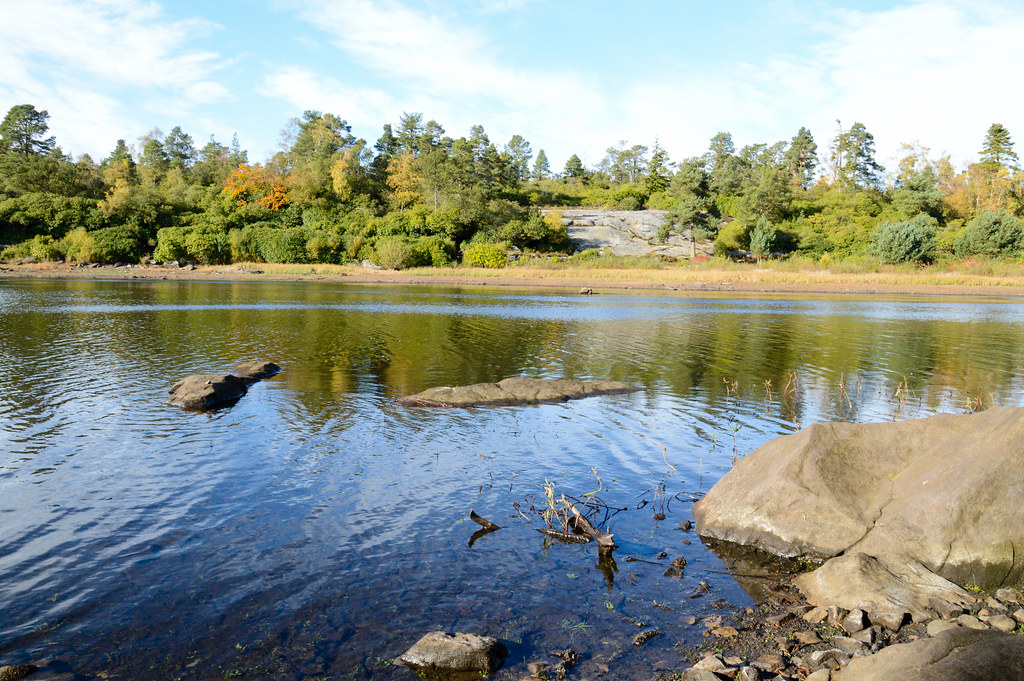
[[0, 666, 37, 681]]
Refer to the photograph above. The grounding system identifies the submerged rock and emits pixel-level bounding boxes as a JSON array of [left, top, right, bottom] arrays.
[[396, 376, 641, 407], [693, 407, 1024, 590], [0, 666, 37, 681], [833, 627, 1024, 681], [397, 631, 508, 680], [167, 373, 248, 410]]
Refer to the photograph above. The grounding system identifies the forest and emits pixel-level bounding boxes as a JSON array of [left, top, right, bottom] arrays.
[[0, 102, 1021, 269]]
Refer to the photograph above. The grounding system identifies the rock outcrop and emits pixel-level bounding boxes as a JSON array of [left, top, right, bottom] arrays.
[[396, 377, 641, 407], [397, 631, 508, 680], [548, 209, 712, 259], [693, 407, 1024, 590], [834, 627, 1024, 681], [233, 360, 281, 381]]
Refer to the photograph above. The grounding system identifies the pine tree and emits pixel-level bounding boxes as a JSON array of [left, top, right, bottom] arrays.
[[532, 149, 550, 180], [980, 123, 1019, 170]]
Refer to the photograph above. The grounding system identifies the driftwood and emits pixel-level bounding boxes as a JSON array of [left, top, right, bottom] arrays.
[[468, 509, 501, 547], [537, 528, 592, 544], [565, 500, 615, 548]]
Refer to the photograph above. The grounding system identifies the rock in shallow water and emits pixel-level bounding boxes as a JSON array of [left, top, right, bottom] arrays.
[[693, 407, 1024, 590], [397, 631, 508, 679], [396, 376, 641, 407], [167, 373, 248, 410], [0, 665, 37, 681]]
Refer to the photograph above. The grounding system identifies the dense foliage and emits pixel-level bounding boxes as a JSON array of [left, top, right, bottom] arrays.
[[1, 104, 1023, 268]]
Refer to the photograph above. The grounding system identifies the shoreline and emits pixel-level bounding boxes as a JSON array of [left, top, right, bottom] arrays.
[[4, 261, 1024, 299]]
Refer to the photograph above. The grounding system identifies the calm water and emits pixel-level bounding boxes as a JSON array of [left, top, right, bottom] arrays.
[[2, 278, 1024, 680]]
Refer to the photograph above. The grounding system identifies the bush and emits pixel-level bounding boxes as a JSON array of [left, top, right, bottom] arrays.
[[462, 242, 508, 268], [415, 235, 456, 266], [153, 227, 189, 263], [29, 234, 62, 261], [954, 210, 1024, 257], [871, 218, 935, 264], [61, 228, 97, 263], [306, 231, 345, 264], [90, 225, 146, 263], [749, 216, 779, 259], [713, 221, 750, 257], [372, 237, 430, 269], [184, 229, 231, 264]]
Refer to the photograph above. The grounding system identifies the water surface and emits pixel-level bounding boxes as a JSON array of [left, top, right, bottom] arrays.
[[2, 278, 1023, 679]]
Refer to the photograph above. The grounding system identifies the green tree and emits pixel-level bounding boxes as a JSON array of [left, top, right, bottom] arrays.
[[0, 104, 56, 156], [504, 134, 532, 183], [644, 139, 672, 194], [662, 159, 719, 241], [532, 149, 550, 180], [871, 215, 936, 263], [953, 209, 1024, 257], [784, 127, 818, 188], [563, 154, 586, 180], [164, 126, 197, 173], [979, 123, 1018, 170], [830, 121, 884, 190], [749, 215, 779, 259]]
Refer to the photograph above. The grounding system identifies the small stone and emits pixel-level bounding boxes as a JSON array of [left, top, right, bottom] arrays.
[[928, 596, 965, 620], [633, 629, 662, 646], [711, 625, 740, 638], [870, 610, 908, 632], [806, 649, 849, 670], [978, 608, 991, 618], [765, 611, 795, 627], [794, 630, 822, 645], [736, 667, 760, 681], [693, 654, 727, 671], [397, 631, 508, 676], [841, 608, 870, 633], [723, 656, 744, 667], [802, 607, 828, 624], [1013, 608, 1024, 624], [703, 615, 724, 629], [996, 588, 1021, 604], [851, 627, 877, 644], [774, 636, 796, 653], [956, 614, 988, 630], [805, 670, 832, 681], [788, 604, 815, 616], [751, 654, 786, 673], [988, 614, 1018, 632], [527, 662, 549, 674], [829, 636, 868, 655], [681, 615, 698, 625], [985, 597, 1008, 612], [0, 665, 37, 681], [927, 619, 959, 636], [827, 605, 849, 628], [579, 287, 593, 295], [678, 520, 693, 531], [672, 556, 688, 570], [682, 670, 724, 681]]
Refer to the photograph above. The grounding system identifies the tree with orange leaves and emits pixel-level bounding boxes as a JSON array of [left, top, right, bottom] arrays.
[[222, 163, 287, 210]]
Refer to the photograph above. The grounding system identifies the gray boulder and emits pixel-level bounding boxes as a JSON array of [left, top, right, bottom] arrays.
[[397, 631, 508, 679], [693, 407, 1024, 589], [167, 374, 247, 410], [833, 627, 1024, 680], [396, 377, 641, 407]]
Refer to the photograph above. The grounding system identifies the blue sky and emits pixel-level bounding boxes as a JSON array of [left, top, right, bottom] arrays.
[[1, 0, 1022, 177]]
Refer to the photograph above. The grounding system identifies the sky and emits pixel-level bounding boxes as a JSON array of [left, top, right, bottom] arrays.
[[1, 0, 1022, 176]]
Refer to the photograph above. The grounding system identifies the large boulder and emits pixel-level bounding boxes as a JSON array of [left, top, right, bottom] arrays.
[[396, 377, 641, 407], [167, 374, 247, 410], [397, 631, 508, 679], [833, 627, 1024, 681], [693, 407, 1024, 589]]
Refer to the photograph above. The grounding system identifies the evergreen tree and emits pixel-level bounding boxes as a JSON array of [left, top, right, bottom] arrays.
[[532, 149, 550, 180], [979, 123, 1018, 170], [644, 140, 672, 194], [784, 127, 818, 188], [504, 134, 532, 183], [830, 121, 884, 190], [749, 215, 779, 259], [0, 104, 56, 156], [563, 154, 586, 180]]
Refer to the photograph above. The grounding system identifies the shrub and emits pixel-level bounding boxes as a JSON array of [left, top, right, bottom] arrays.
[[954, 210, 1024, 257], [870, 219, 935, 264], [415, 235, 456, 266], [372, 237, 430, 269], [61, 228, 97, 263], [184, 229, 231, 264], [713, 221, 749, 257], [463, 242, 508, 268], [749, 216, 779, 259], [306, 231, 345, 264], [29, 235, 63, 261], [153, 227, 189, 263], [90, 225, 146, 263]]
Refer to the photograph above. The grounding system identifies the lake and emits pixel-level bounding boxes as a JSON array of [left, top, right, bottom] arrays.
[[2, 278, 1023, 680]]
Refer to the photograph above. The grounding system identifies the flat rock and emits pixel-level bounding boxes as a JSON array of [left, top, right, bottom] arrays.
[[396, 377, 641, 407], [833, 627, 1024, 680], [397, 631, 508, 679], [233, 361, 280, 381], [694, 407, 1024, 589], [794, 553, 973, 625], [167, 373, 247, 410]]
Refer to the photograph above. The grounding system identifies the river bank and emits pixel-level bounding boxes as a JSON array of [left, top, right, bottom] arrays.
[[5, 261, 1024, 298]]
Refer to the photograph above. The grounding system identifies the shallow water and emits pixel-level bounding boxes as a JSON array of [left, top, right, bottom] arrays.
[[2, 278, 1023, 679]]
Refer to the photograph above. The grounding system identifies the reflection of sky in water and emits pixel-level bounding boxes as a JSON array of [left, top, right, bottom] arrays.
[[1, 279, 1024, 680]]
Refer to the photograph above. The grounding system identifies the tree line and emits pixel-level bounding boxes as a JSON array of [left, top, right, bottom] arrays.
[[0, 102, 1021, 268]]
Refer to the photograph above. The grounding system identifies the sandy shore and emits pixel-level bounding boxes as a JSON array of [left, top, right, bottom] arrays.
[[4, 261, 1024, 299]]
